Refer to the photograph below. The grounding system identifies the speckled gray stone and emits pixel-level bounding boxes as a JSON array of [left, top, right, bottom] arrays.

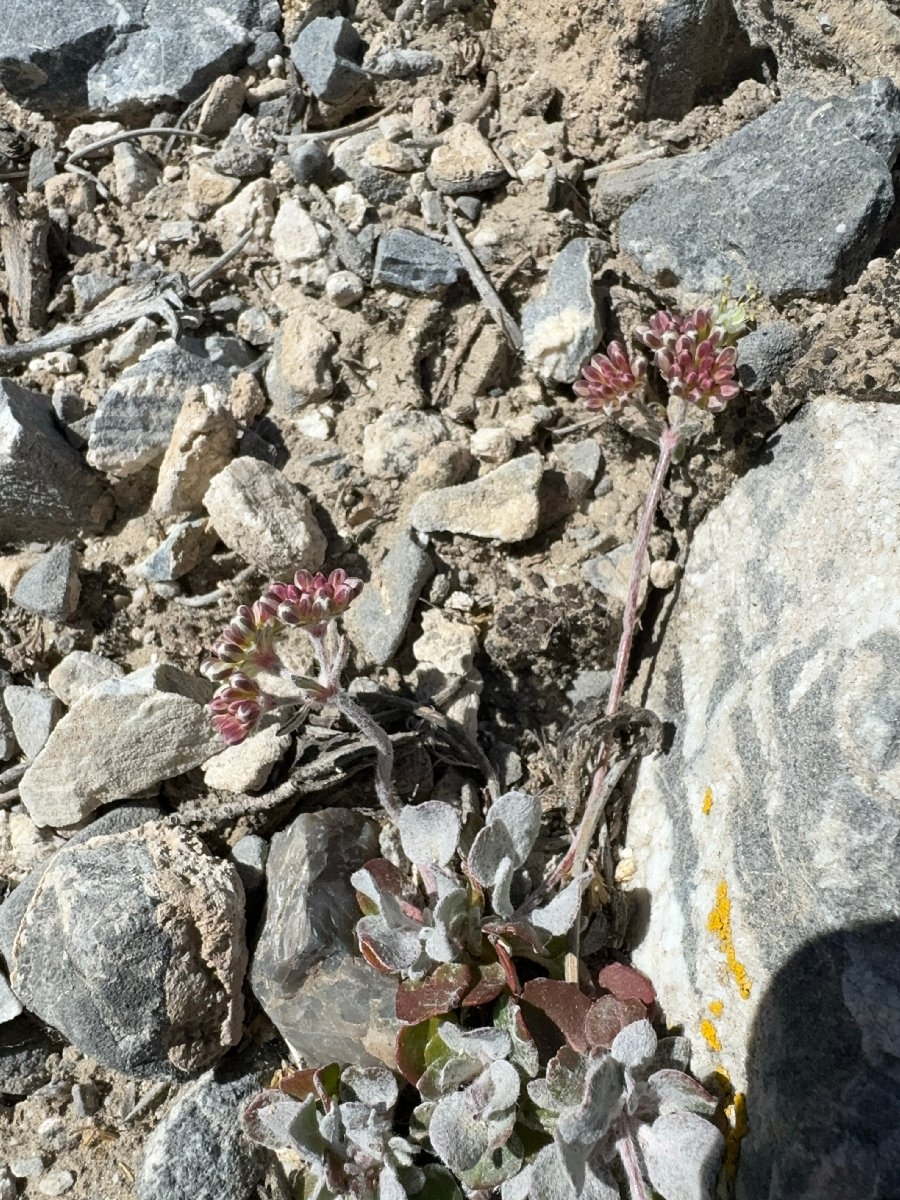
[[2, 687, 61, 760], [736, 322, 802, 392], [290, 16, 368, 106], [11, 542, 81, 621], [250, 809, 400, 1069], [521, 238, 603, 383], [373, 228, 462, 295], [351, 528, 433, 666], [134, 520, 217, 583], [625, 399, 900, 1200]]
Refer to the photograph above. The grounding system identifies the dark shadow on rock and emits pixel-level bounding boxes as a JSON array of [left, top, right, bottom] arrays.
[[739, 920, 900, 1200]]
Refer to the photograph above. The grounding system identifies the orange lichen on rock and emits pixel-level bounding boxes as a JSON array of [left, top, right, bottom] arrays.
[[724, 1091, 749, 1179], [700, 1017, 722, 1052], [708, 999, 724, 1016], [702, 786, 713, 815], [707, 881, 751, 999]]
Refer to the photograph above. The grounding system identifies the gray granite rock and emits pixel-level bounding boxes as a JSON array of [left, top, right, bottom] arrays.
[[625, 399, 900, 1199], [11, 542, 81, 621], [87, 341, 232, 477], [351, 529, 434, 666], [18, 665, 219, 828], [373, 228, 463, 294], [620, 80, 900, 299], [643, 0, 757, 120], [332, 130, 410, 204], [521, 238, 603, 383], [137, 1068, 264, 1200], [250, 808, 400, 1069], [9, 822, 246, 1078], [0, 969, 22, 1023], [47, 650, 124, 707], [229, 835, 268, 896], [0, 1016, 53, 1096], [0, 379, 111, 543], [134, 520, 217, 583], [0, 0, 279, 115], [288, 141, 329, 186], [290, 16, 368, 106], [203, 458, 326, 576], [591, 154, 694, 224], [364, 47, 442, 79], [3, 687, 62, 760], [736, 322, 802, 392], [410, 453, 543, 543]]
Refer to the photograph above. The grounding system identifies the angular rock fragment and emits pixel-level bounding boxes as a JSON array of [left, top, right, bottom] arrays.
[[134, 520, 217, 583], [264, 308, 338, 412], [250, 809, 400, 1068], [151, 387, 237, 519], [350, 529, 433, 666], [521, 238, 603, 383], [373, 228, 462, 295], [427, 123, 508, 194], [11, 542, 80, 621], [9, 823, 246, 1078], [736, 322, 802, 392], [18, 665, 219, 828], [410, 454, 543, 543], [2, 687, 61, 761], [47, 650, 124, 707], [290, 16, 369, 106], [202, 726, 290, 794], [204, 458, 326, 575], [0, 380, 111, 542]]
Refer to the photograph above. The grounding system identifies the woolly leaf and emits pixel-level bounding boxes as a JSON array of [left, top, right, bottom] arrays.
[[467, 791, 540, 893], [396, 963, 473, 1024], [352, 858, 409, 907], [610, 1018, 657, 1071], [455, 1133, 524, 1191], [471, 1059, 521, 1120], [429, 1091, 494, 1172], [242, 1091, 322, 1159], [342, 1067, 398, 1113], [527, 1046, 588, 1116], [357, 915, 423, 975], [650, 1035, 692, 1073], [647, 1069, 719, 1118], [522, 979, 594, 1053], [584, 995, 647, 1049], [396, 1017, 445, 1087], [423, 888, 469, 963], [530, 873, 590, 936], [495, 996, 540, 1079], [379, 1164, 409, 1200], [417, 1053, 483, 1102], [525, 1143, 619, 1200], [440, 1023, 511, 1062], [490, 856, 516, 919], [462, 961, 508, 1009], [639, 1111, 725, 1200], [556, 1052, 623, 1150], [487, 791, 542, 864], [597, 961, 657, 1007], [399, 801, 462, 868]]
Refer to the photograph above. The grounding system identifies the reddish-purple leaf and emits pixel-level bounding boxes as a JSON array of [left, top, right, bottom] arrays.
[[358, 933, 396, 975], [521, 979, 594, 1053], [597, 962, 657, 1007], [360, 857, 408, 897], [278, 1068, 318, 1100], [461, 961, 508, 1008], [396, 963, 474, 1024], [584, 994, 647, 1049]]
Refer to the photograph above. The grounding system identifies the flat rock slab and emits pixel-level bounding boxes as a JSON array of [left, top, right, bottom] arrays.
[[410, 453, 543, 542], [250, 808, 400, 1069], [620, 78, 900, 298], [11, 542, 81, 622], [9, 823, 246, 1079], [350, 528, 433, 666], [0, 0, 277, 115], [19, 664, 219, 828], [0, 379, 111, 542], [625, 399, 900, 1199]]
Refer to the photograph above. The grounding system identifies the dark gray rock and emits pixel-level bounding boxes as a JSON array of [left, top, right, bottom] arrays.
[[229, 835, 268, 896], [134, 520, 217, 583], [351, 528, 434, 666], [0, 801, 160, 968], [591, 154, 694, 224], [250, 809, 400, 1069], [0, 0, 279, 115], [364, 47, 442, 79], [246, 30, 281, 71], [373, 228, 462, 294], [736, 322, 802, 392], [288, 141, 329, 186], [0, 1016, 54, 1096], [11, 542, 81, 621], [290, 17, 369, 106], [521, 238, 603, 383], [619, 80, 900, 299], [9, 822, 246, 1078], [137, 1068, 264, 1200], [626, 399, 900, 1199], [0, 685, 17, 762], [210, 137, 270, 179], [455, 195, 482, 222], [643, 0, 758, 120], [87, 340, 232, 477], [3, 687, 61, 760], [0, 379, 111, 543], [332, 129, 409, 205]]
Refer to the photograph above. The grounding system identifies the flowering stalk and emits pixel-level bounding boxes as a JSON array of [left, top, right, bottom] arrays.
[[201, 568, 399, 819], [562, 293, 750, 879]]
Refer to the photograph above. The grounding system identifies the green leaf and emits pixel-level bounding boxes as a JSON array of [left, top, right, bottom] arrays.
[[456, 1133, 525, 1191], [396, 1018, 445, 1087]]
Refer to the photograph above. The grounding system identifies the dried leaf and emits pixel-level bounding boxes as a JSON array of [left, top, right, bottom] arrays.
[[597, 961, 657, 1007], [399, 801, 462, 867], [396, 962, 473, 1024], [639, 1111, 725, 1200], [522, 979, 594, 1052]]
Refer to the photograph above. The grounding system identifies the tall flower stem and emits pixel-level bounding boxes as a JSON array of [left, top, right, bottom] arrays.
[[616, 1119, 652, 1200], [562, 424, 681, 880]]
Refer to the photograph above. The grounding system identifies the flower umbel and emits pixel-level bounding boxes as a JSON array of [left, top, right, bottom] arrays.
[[574, 341, 647, 414]]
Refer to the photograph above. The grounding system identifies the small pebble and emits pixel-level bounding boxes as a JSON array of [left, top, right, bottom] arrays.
[[650, 559, 678, 589], [11, 1157, 46, 1179], [325, 270, 364, 307], [38, 1170, 75, 1197]]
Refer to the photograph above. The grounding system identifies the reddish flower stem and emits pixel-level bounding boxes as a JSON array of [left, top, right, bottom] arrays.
[[562, 425, 680, 880], [616, 1118, 652, 1200]]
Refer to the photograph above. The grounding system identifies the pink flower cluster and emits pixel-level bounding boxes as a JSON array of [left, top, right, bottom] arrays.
[[201, 569, 361, 745], [573, 341, 647, 414]]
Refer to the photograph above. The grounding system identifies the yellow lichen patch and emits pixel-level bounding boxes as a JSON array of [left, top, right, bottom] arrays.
[[708, 999, 724, 1017], [707, 881, 752, 999], [724, 1091, 749, 1180], [702, 787, 713, 815], [700, 1018, 722, 1052]]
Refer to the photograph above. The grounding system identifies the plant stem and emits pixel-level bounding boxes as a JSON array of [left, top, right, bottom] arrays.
[[562, 425, 680, 879], [616, 1119, 652, 1200], [333, 691, 401, 823]]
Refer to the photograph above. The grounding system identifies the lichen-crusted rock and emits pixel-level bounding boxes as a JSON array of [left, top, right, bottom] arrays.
[[250, 809, 400, 1069], [521, 238, 603, 383], [137, 1068, 264, 1200], [620, 78, 900, 298], [18, 665, 219, 828], [625, 399, 900, 1199], [410, 453, 543, 543], [203, 458, 326, 575], [9, 823, 246, 1078], [0, 379, 111, 542]]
